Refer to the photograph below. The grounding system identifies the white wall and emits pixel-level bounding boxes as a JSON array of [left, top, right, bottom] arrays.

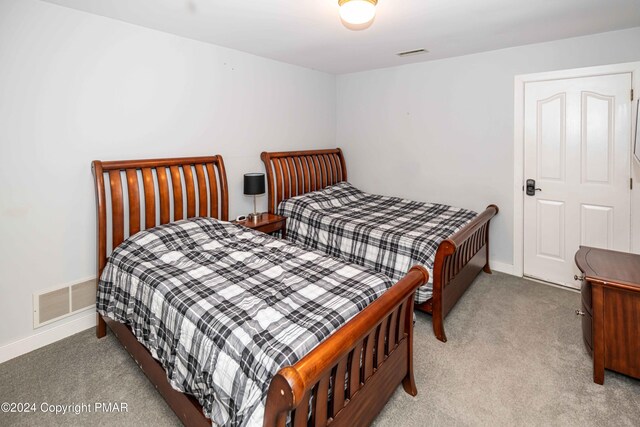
[[337, 27, 640, 270], [0, 0, 335, 357]]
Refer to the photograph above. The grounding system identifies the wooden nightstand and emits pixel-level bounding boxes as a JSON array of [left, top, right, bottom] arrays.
[[234, 213, 287, 238], [575, 246, 640, 385]]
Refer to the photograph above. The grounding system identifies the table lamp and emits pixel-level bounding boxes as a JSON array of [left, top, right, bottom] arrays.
[[244, 173, 265, 221]]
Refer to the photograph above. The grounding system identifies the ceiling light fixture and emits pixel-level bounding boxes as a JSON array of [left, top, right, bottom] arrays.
[[338, 0, 378, 26]]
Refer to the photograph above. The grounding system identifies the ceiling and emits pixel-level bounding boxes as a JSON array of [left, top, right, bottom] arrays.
[[40, 0, 640, 74]]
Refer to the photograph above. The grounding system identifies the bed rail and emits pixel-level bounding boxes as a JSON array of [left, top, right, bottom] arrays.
[[263, 265, 429, 427], [261, 149, 347, 214], [422, 204, 499, 342]]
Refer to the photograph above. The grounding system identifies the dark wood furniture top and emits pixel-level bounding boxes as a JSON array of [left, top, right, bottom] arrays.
[[92, 154, 429, 427], [261, 148, 498, 343], [234, 213, 287, 238], [575, 247, 640, 290], [575, 246, 640, 385]]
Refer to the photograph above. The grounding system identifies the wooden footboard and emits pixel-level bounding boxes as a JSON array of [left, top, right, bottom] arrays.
[[264, 265, 429, 427], [416, 205, 499, 342]]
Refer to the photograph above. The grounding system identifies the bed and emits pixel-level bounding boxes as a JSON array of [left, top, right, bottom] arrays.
[[260, 148, 498, 343], [92, 155, 429, 427]]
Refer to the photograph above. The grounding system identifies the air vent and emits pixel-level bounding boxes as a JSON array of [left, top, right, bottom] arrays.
[[396, 48, 428, 57], [33, 278, 96, 328]]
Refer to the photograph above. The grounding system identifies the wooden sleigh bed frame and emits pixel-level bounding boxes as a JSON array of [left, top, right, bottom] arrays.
[[92, 155, 429, 427], [261, 148, 499, 343]]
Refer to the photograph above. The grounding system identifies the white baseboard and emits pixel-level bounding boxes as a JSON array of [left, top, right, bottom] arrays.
[[0, 312, 96, 364], [491, 261, 515, 276]]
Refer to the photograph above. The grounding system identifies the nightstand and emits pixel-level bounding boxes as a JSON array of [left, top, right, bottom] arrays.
[[575, 246, 640, 384], [234, 213, 287, 238]]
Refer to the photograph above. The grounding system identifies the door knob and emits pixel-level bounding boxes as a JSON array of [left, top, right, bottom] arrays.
[[525, 179, 542, 196]]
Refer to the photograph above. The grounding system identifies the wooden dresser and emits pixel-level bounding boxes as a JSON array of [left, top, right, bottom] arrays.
[[575, 246, 640, 385]]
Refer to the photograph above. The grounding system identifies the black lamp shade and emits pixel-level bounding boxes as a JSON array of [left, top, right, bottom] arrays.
[[244, 173, 265, 195]]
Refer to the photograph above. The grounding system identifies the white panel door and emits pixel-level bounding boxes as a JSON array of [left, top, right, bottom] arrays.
[[523, 73, 632, 288]]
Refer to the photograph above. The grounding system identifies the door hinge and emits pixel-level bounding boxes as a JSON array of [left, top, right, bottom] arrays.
[[631, 178, 634, 190], [632, 89, 634, 101]]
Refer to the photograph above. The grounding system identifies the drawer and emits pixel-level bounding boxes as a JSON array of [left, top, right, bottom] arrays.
[[581, 280, 592, 314], [581, 300, 593, 355], [255, 220, 286, 235]]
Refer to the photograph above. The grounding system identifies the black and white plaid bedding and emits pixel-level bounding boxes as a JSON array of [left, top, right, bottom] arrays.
[[277, 182, 477, 304], [97, 218, 393, 427]]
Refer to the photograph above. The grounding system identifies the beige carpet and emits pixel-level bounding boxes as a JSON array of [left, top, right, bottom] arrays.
[[1, 272, 639, 426]]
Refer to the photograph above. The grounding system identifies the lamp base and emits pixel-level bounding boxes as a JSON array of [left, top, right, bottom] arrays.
[[248, 212, 262, 222]]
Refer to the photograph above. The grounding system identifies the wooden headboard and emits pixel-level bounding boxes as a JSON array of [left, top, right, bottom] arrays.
[[92, 156, 229, 278], [260, 148, 347, 214]]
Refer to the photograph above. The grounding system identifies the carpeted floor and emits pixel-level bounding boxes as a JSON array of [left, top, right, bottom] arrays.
[[1, 272, 639, 426]]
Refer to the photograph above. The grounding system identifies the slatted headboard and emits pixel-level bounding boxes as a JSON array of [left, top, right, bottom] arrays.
[[260, 148, 347, 214], [91, 156, 229, 278]]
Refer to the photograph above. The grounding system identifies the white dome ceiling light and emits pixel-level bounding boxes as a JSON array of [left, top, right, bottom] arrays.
[[338, 0, 378, 27]]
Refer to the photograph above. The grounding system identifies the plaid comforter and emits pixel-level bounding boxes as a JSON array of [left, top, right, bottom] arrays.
[[278, 182, 477, 304], [97, 218, 393, 426]]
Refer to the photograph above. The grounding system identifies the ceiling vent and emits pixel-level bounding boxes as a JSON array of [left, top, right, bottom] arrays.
[[396, 48, 428, 57]]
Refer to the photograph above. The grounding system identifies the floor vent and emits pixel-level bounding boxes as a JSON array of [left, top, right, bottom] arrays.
[[33, 279, 95, 328]]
